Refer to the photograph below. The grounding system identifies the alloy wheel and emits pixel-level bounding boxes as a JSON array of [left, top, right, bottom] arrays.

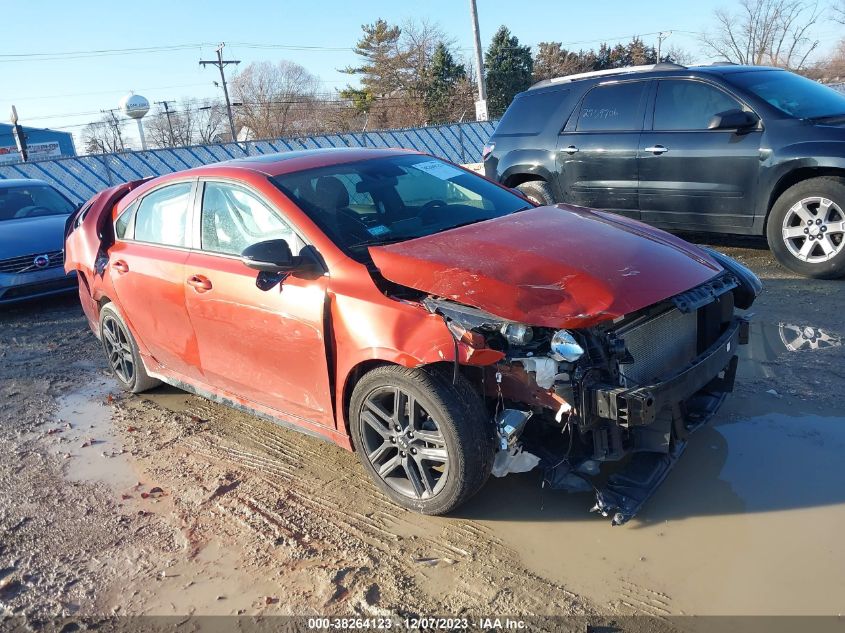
[[781, 196, 845, 263], [359, 387, 449, 500], [102, 315, 135, 384]]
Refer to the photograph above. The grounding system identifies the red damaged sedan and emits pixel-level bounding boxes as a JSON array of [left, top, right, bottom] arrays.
[[65, 148, 760, 524]]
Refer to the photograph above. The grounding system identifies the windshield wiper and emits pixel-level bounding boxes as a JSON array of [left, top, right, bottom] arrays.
[[347, 234, 421, 249]]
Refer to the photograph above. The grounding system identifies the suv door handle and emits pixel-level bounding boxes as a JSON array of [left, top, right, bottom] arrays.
[[187, 275, 212, 293], [644, 145, 668, 155], [112, 260, 129, 274], [561, 145, 579, 155]]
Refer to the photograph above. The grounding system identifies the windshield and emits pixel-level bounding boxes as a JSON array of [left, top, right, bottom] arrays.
[[272, 154, 532, 260], [0, 184, 76, 222], [726, 70, 845, 120]]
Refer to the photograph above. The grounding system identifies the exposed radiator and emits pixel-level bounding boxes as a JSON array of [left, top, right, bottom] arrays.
[[616, 308, 698, 387]]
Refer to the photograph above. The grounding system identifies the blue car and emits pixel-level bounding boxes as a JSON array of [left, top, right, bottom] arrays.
[[0, 179, 78, 304]]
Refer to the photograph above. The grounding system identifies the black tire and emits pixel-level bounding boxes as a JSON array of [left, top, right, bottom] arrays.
[[767, 177, 845, 279], [516, 180, 555, 206], [98, 303, 160, 394], [349, 365, 494, 515]]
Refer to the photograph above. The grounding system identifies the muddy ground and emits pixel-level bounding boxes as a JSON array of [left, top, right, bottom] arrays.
[[1, 235, 844, 628]]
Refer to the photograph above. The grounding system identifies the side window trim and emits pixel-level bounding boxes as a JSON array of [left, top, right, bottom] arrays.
[[194, 178, 309, 259], [566, 78, 651, 134], [114, 199, 139, 240], [122, 178, 199, 250], [648, 78, 759, 132]]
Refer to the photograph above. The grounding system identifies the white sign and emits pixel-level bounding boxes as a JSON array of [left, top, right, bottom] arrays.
[[0, 141, 63, 165], [474, 99, 489, 122], [411, 159, 465, 180]]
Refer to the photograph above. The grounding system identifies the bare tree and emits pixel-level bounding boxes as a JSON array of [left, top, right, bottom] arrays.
[[230, 60, 321, 139], [145, 99, 227, 148], [805, 39, 845, 81], [701, 0, 823, 69], [834, 0, 845, 23], [81, 115, 126, 154]]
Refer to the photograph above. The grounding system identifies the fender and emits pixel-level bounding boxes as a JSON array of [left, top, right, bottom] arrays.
[[328, 266, 503, 438], [496, 150, 562, 200], [755, 144, 845, 232]]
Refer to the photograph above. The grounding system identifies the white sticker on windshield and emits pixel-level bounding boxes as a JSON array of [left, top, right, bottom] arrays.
[[367, 224, 391, 236], [412, 160, 464, 181]]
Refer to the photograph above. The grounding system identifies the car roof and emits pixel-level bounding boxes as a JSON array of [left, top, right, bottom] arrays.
[[528, 63, 784, 91], [181, 147, 421, 179], [0, 178, 52, 189]]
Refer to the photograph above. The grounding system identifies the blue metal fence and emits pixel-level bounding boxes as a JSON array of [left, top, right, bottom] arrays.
[[0, 121, 496, 204]]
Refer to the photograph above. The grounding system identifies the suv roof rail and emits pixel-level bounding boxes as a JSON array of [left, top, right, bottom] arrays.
[[698, 60, 738, 66], [530, 62, 687, 90]]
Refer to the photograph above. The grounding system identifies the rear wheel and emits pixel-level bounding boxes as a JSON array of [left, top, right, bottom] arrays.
[[516, 180, 554, 206], [98, 303, 160, 394], [349, 365, 493, 515], [767, 177, 845, 279]]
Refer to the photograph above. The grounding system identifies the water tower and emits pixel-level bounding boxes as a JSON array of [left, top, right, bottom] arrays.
[[119, 92, 150, 150]]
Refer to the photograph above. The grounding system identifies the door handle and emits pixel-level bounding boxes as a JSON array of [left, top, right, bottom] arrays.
[[561, 145, 579, 155], [644, 145, 668, 155], [187, 275, 212, 292], [112, 260, 129, 274]]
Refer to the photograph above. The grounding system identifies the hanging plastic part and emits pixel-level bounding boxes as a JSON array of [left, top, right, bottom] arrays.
[[494, 408, 533, 450]]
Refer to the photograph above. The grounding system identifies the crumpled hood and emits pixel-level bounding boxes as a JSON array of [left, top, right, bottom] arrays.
[[370, 205, 723, 328], [0, 215, 68, 260]]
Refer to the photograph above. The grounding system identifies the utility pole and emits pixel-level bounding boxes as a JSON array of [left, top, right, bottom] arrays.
[[155, 100, 177, 146], [468, 0, 488, 121], [657, 31, 672, 62], [200, 43, 240, 142], [101, 108, 125, 152]]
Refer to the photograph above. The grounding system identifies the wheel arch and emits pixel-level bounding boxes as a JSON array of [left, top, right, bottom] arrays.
[[765, 166, 845, 233], [502, 172, 549, 188], [339, 359, 462, 441]]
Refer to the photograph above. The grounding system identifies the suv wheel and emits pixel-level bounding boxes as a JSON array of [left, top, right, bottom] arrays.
[[516, 180, 554, 206], [349, 365, 493, 515], [99, 303, 160, 393], [767, 177, 845, 279]]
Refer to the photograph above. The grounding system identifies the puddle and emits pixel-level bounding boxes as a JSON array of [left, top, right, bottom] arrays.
[[460, 399, 845, 615], [52, 379, 138, 492], [741, 320, 843, 378]]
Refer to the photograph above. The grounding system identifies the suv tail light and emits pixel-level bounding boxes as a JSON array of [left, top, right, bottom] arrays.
[[481, 143, 495, 162]]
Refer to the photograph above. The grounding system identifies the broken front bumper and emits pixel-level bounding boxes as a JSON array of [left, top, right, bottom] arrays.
[[592, 317, 747, 428], [555, 317, 748, 526]]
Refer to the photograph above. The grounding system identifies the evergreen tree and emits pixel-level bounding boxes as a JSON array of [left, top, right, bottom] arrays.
[[484, 26, 533, 118], [340, 19, 407, 112], [423, 43, 467, 124]]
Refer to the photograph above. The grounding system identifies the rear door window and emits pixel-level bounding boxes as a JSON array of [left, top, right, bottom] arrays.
[[575, 82, 648, 132], [653, 80, 743, 130], [133, 182, 193, 247]]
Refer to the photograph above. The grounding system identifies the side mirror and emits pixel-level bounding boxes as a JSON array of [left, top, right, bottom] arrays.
[[708, 109, 759, 131], [241, 239, 294, 273]]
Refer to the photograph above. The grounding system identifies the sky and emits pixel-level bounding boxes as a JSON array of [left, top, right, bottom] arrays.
[[1, 0, 842, 149]]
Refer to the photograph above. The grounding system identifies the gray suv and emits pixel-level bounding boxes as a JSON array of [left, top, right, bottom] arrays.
[[484, 62, 845, 278]]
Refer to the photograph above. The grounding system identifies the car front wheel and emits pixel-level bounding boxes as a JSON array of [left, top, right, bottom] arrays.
[[349, 365, 494, 515], [516, 180, 554, 206], [767, 177, 845, 279]]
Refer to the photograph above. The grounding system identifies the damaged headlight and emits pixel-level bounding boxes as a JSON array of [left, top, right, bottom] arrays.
[[550, 329, 585, 362], [500, 322, 533, 346]]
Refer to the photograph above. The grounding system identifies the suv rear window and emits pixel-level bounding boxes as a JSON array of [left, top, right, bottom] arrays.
[[576, 82, 647, 132], [495, 90, 569, 135]]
